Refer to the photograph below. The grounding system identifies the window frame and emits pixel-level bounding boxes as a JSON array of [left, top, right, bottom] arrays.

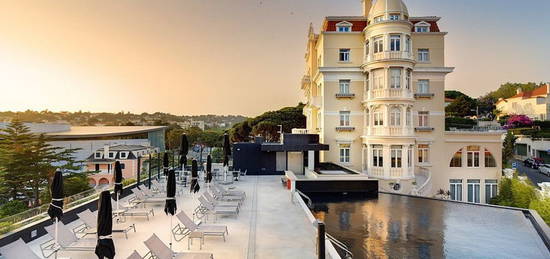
[[418, 144, 429, 164], [372, 145, 383, 167], [390, 68, 402, 89], [466, 146, 481, 168], [390, 146, 403, 168], [418, 49, 430, 62], [389, 14, 400, 21], [339, 80, 351, 94], [373, 108, 384, 126], [417, 80, 430, 94], [389, 35, 401, 51], [337, 26, 351, 32], [390, 107, 401, 126], [374, 37, 384, 53], [450, 179, 463, 201], [485, 179, 498, 203], [339, 111, 351, 127], [339, 144, 351, 163], [467, 179, 481, 203], [339, 48, 351, 62], [418, 111, 429, 127]]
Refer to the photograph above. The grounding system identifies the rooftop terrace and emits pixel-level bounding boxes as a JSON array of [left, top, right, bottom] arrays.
[[22, 176, 317, 259]]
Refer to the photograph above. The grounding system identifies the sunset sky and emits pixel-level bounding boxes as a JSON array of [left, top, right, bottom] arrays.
[[0, 0, 548, 117]]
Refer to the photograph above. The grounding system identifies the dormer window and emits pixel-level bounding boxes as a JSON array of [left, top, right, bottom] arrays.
[[336, 21, 352, 32], [94, 152, 102, 159], [108, 151, 116, 159], [414, 21, 431, 32], [119, 151, 129, 159], [389, 14, 400, 21]]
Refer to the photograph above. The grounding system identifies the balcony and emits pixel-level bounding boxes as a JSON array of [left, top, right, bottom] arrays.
[[365, 166, 414, 179], [414, 93, 435, 99], [415, 126, 434, 132], [336, 126, 355, 132], [365, 51, 414, 64], [335, 93, 355, 99], [367, 126, 414, 137], [366, 88, 413, 100]]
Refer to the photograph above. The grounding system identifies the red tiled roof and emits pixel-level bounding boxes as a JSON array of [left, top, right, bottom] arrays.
[[324, 20, 367, 32], [509, 85, 549, 99], [410, 20, 440, 32]]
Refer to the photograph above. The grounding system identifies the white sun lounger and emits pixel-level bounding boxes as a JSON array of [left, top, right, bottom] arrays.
[[143, 234, 214, 259], [42, 222, 96, 257], [203, 192, 240, 208], [198, 196, 238, 222], [127, 250, 142, 259], [210, 187, 244, 203], [0, 238, 42, 259], [132, 189, 166, 204], [213, 184, 246, 198], [172, 211, 228, 242], [75, 209, 136, 238]]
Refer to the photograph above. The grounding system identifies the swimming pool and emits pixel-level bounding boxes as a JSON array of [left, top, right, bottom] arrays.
[[311, 193, 550, 258]]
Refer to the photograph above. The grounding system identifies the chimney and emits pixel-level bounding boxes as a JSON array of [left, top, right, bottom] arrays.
[[103, 144, 110, 158], [362, 0, 373, 17]]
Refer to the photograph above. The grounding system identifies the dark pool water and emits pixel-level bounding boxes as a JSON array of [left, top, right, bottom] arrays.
[[311, 193, 550, 259]]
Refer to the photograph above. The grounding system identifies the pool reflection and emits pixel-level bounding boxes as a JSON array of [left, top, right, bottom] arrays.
[[311, 193, 549, 259]]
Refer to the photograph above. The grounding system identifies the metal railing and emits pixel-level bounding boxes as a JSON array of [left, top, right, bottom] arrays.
[[296, 189, 313, 209], [326, 233, 353, 259]]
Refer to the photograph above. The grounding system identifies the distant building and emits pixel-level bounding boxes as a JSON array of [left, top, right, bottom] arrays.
[[86, 144, 158, 187], [177, 120, 205, 130], [514, 135, 550, 163], [0, 123, 167, 164], [496, 84, 550, 120]]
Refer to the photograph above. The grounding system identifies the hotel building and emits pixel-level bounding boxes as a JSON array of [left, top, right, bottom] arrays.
[[300, 0, 504, 203]]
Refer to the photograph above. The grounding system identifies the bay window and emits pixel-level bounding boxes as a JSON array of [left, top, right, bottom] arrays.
[[390, 35, 401, 51], [390, 68, 401, 89]]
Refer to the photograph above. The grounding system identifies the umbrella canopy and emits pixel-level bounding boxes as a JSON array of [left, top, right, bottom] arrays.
[[113, 161, 123, 199], [136, 156, 141, 188], [179, 134, 189, 170], [163, 152, 169, 176], [95, 191, 115, 259], [190, 160, 200, 193], [206, 155, 212, 183], [48, 171, 64, 220], [164, 169, 177, 215], [223, 133, 231, 167]]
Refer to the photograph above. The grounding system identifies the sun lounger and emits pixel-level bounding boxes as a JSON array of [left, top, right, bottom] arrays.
[[198, 196, 238, 222], [210, 187, 244, 203], [143, 234, 214, 259], [127, 250, 142, 259], [203, 192, 240, 208], [172, 211, 228, 242], [132, 189, 166, 204], [42, 222, 96, 257], [214, 184, 246, 198], [75, 209, 136, 238], [0, 238, 42, 259]]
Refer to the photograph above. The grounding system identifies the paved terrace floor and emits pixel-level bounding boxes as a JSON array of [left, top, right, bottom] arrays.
[[28, 176, 317, 259]]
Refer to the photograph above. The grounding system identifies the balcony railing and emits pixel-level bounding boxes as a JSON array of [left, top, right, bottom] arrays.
[[366, 167, 414, 179], [367, 126, 414, 136], [366, 88, 413, 100], [335, 93, 355, 98], [414, 93, 435, 98], [415, 126, 434, 132], [336, 126, 355, 132], [366, 51, 414, 63]]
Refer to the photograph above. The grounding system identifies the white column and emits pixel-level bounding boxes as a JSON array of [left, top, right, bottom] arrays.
[[385, 104, 390, 135], [402, 145, 408, 177], [383, 144, 391, 178], [308, 150, 315, 171], [361, 145, 366, 172], [401, 105, 407, 131]]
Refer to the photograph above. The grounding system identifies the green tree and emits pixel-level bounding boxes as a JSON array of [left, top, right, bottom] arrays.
[[486, 82, 541, 100], [251, 121, 280, 142], [445, 90, 470, 100], [0, 200, 27, 217], [63, 173, 92, 197], [445, 95, 476, 117], [491, 175, 536, 209], [502, 131, 517, 167]]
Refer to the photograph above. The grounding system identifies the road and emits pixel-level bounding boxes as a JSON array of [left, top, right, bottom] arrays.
[[513, 159, 550, 187]]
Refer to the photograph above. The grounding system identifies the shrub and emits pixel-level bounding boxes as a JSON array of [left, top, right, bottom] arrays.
[[0, 200, 28, 217], [504, 115, 533, 129], [491, 176, 537, 208], [530, 198, 550, 225], [445, 117, 476, 130], [122, 178, 137, 186]]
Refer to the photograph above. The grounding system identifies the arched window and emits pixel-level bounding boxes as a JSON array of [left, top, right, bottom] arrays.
[[390, 107, 401, 126], [450, 149, 462, 167], [374, 107, 384, 126], [485, 149, 496, 167]]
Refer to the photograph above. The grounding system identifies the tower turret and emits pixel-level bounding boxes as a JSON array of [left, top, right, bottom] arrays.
[[362, 0, 373, 17]]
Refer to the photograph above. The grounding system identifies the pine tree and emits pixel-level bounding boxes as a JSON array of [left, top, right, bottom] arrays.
[[502, 131, 517, 167], [0, 119, 35, 200]]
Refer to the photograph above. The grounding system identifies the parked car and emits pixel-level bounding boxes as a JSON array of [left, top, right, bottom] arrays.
[[524, 158, 544, 169], [539, 164, 550, 176]]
